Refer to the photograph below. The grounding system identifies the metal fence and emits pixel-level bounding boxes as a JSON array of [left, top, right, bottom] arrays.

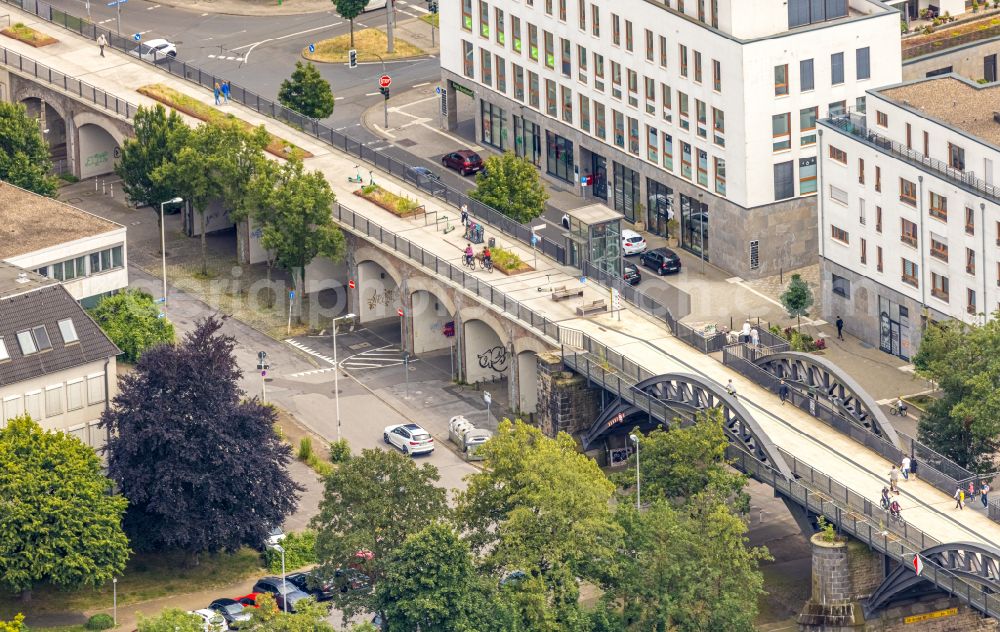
[[2, 0, 566, 264], [902, 22, 1000, 60]]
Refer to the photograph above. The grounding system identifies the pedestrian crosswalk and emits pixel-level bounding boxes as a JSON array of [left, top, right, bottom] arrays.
[[284, 338, 335, 366], [206, 54, 245, 62], [284, 339, 414, 375]]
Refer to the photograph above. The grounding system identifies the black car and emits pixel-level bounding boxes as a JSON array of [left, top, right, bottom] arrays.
[[623, 262, 641, 286], [639, 247, 682, 275], [208, 598, 251, 628], [286, 572, 334, 601]]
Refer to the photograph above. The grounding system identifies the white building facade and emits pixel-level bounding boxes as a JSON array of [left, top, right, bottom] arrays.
[[817, 75, 1000, 360], [439, 0, 902, 277]]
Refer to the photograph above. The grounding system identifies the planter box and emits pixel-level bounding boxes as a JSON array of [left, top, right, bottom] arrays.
[[353, 187, 425, 219]]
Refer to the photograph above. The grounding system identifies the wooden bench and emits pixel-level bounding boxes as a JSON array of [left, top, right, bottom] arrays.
[[576, 299, 608, 316], [551, 285, 584, 301]]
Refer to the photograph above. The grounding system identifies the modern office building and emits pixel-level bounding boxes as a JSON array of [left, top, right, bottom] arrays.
[[818, 75, 1000, 360], [439, 0, 902, 277]]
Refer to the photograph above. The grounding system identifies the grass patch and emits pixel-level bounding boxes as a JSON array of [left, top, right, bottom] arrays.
[[420, 13, 440, 28], [354, 184, 424, 218], [491, 245, 532, 275], [0, 549, 264, 617], [137, 84, 312, 161], [263, 531, 316, 573], [903, 393, 937, 412], [304, 28, 425, 63], [58, 172, 80, 184], [1, 22, 58, 47]]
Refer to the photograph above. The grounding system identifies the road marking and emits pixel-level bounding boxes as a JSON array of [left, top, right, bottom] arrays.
[[334, 96, 345, 100], [231, 38, 271, 52], [201, 12, 209, 16], [241, 38, 274, 63], [340, 345, 414, 371], [146, 4, 160, 9], [137, 30, 151, 35], [289, 367, 337, 377], [409, 3, 429, 12], [274, 22, 343, 40], [412, 81, 430, 87], [365, 91, 380, 96], [207, 54, 216, 58], [284, 339, 336, 366]]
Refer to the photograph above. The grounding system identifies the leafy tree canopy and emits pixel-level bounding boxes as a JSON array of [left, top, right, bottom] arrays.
[[89, 288, 175, 363], [102, 317, 300, 558], [780, 273, 813, 328], [279, 62, 335, 120], [137, 609, 205, 632], [243, 592, 332, 632], [312, 448, 447, 622], [0, 416, 129, 596], [0, 101, 57, 196], [115, 104, 190, 210], [469, 152, 549, 224], [333, 0, 368, 47]]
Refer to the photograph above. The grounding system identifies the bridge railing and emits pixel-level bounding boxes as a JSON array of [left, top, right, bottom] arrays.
[[1, 0, 567, 265]]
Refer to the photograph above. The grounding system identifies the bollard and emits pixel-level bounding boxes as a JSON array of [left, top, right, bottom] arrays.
[[102, 180, 106, 194], [94, 178, 98, 192], [110, 183, 114, 198]]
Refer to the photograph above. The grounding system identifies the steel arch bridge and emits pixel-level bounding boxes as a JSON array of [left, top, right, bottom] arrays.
[[580, 371, 793, 477], [751, 351, 902, 449], [865, 542, 1000, 617]]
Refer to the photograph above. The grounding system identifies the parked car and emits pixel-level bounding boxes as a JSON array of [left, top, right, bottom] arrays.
[[189, 609, 228, 632], [251, 577, 311, 613], [208, 599, 251, 628], [383, 423, 434, 455], [128, 38, 177, 63], [623, 262, 642, 286], [263, 526, 285, 549], [363, 0, 388, 9], [639, 247, 682, 275], [441, 150, 485, 175], [286, 571, 336, 601], [234, 593, 260, 609], [621, 229, 647, 256]]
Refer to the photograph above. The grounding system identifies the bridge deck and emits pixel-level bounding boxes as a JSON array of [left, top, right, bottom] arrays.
[[6, 12, 995, 553]]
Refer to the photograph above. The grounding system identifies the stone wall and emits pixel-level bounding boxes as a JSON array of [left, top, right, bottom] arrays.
[[870, 596, 998, 632], [536, 352, 601, 438], [846, 540, 884, 601]]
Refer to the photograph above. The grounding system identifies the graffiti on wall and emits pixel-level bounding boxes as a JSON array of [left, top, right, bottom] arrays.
[[477, 345, 509, 372], [84, 151, 110, 168], [367, 287, 398, 311]]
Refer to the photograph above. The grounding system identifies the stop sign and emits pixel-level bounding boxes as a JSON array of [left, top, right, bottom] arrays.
[[379, 74, 392, 88]]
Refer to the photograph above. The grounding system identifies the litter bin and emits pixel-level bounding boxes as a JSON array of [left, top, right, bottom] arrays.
[[488, 237, 496, 248]]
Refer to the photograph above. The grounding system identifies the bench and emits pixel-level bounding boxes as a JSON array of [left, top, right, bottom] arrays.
[[576, 299, 608, 316], [551, 285, 584, 301]]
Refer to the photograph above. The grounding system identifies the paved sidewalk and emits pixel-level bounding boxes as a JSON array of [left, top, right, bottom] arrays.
[[151, 0, 333, 16]]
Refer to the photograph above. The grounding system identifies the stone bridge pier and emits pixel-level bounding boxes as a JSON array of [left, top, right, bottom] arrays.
[[0, 69, 131, 179]]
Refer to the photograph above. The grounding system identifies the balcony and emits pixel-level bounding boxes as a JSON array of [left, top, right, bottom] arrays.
[[823, 114, 1000, 205]]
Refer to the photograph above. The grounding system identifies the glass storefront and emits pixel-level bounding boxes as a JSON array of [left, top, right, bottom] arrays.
[[480, 101, 507, 150], [646, 178, 674, 237], [878, 296, 911, 360], [513, 115, 541, 167], [680, 193, 709, 261], [612, 161, 640, 222], [546, 131, 574, 182], [590, 152, 608, 201]]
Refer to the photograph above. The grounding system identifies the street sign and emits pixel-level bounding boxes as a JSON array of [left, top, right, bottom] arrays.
[[530, 234, 539, 246], [611, 288, 622, 311], [913, 554, 924, 576], [439, 88, 448, 116], [258, 351, 267, 362], [106, 0, 126, 6], [261, 370, 267, 378], [308, 43, 315, 53], [483, 392, 492, 405], [580, 276, 587, 284], [435, 86, 441, 95], [397, 307, 404, 317], [348, 279, 356, 289], [133, 33, 141, 41], [379, 74, 392, 88], [289, 290, 295, 299]]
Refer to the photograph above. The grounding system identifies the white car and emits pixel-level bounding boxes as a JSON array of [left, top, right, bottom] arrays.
[[128, 38, 177, 63], [363, 0, 388, 9], [264, 526, 285, 548], [621, 229, 647, 256], [383, 423, 434, 455], [189, 609, 229, 632]]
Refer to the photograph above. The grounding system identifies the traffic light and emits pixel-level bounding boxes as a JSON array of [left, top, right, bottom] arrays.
[[349, 49, 357, 69], [380, 86, 390, 99]]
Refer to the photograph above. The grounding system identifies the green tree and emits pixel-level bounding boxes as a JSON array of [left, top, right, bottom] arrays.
[[375, 523, 478, 632], [0, 101, 57, 196], [0, 416, 129, 599], [914, 317, 1000, 471], [115, 104, 190, 220], [246, 157, 345, 321], [611, 497, 769, 632], [312, 448, 448, 622], [279, 62, 335, 119], [89, 288, 176, 363], [334, 0, 368, 48], [469, 152, 548, 224], [780, 273, 813, 329], [456, 419, 622, 630], [243, 592, 332, 632], [136, 609, 205, 632]]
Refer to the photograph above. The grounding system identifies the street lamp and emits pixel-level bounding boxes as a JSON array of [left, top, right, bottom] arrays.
[[160, 197, 183, 310], [332, 313, 357, 442], [112, 577, 118, 626], [629, 434, 640, 509], [271, 544, 287, 613]]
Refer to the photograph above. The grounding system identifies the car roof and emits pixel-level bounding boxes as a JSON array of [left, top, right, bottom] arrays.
[[211, 598, 239, 606], [621, 229, 643, 238], [403, 423, 423, 430], [145, 38, 170, 46], [455, 149, 480, 157], [650, 247, 678, 256]]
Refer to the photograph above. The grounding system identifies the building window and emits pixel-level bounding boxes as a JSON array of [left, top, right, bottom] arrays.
[[902, 258, 919, 287], [831, 52, 844, 85], [832, 274, 851, 297], [929, 235, 948, 261], [876, 111, 888, 127], [875, 166, 881, 192], [774, 161, 794, 201], [561, 85, 573, 122], [496, 8, 505, 44], [593, 53, 604, 91], [545, 79, 556, 116], [463, 40, 474, 77], [799, 157, 817, 194], [579, 94, 590, 132], [528, 24, 538, 60], [560, 38, 571, 76], [876, 206, 882, 233], [625, 19, 633, 51], [900, 178, 917, 206], [545, 131, 574, 182], [661, 84, 672, 121], [496, 54, 507, 92], [594, 101, 606, 138], [859, 197, 866, 225], [659, 35, 667, 67], [828, 145, 847, 164], [579, 0, 586, 29], [877, 246, 884, 272], [481, 50, 493, 87], [681, 142, 693, 180], [829, 100, 846, 117], [774, 64, 789, 96], [678, 92, 690, 129], [644, 76, 656, 115], [800, 107, 817, 145], [577, 45, 588, 82], [948, 143, 966, 171], [906, 123, 912, 149], [714, 157, 726, 196], [0, 337, 7, 361], [696, 149, 708, 187], [87, 374, 106, 405], [800, 58, 814, 91], [481, 101, 507, 149], [591, 4, 600, 35], [45, 384, 63, 418], [772, 113, 791, 151], [528, 71, 539, 108], [647, 125, 658, 162], [829, 185, 848, 205], [712, 59, 721, 91], [923, 130, 929, 157], [858, 158, 865, 185], [966, 206, 975, 235], [51, 255, 87, 281], [612, 13, 620, 45], [512, 16, 522, 51], [613, 109, 625, 147], [788, 0, 848, 28], [696, 100, 707, 138], [663, 132, 673, 170], [57, 318, 78, 344], [712, 108, 725, 146], [901, 218, 918, 247], [559, 0, 567, 20], [679, 44, 688, 77], [856, 47, 870, 80], [831, 225, 849, 244], [628, 116, 640, 155], [462, 0, 473, 30], [929, 192, 948, 221], [693, 50, 703, 82], [931, 272, 949, 301], [644, 28, 654, 61], [966, 247, 976, 275], [968, 289, 978, 315], [479, 0, 489, 37], [861, 238, 867, 265], [513, 64, 525, 100], [611, 61, 622, 98], [544, 31, 554, 68]]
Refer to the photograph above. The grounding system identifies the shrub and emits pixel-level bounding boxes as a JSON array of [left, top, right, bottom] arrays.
[[329, 439, 351, 464], [491, 245, 527, 272], [298, 436, 313, 461], [86, 614, 115, 630], [305, 454, 333, 477], [264, 530, 317, 572]]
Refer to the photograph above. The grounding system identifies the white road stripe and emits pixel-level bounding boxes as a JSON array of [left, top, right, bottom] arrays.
[[365, 91, 380, 96], [412, 81, 430, 87], [274, 22, 344, 41], [409, 3, 429, 12]]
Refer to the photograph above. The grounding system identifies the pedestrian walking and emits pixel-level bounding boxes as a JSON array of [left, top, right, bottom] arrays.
[[836, 315, 845, 340], [214, 82, 221, 105], [969, 481, 976, 500], [778, 379, 790, 405], [750, 326, 760, 347], [955, 487, 965, 510], [461, 204, 469, 227], [901, 455, 911, 480], [97, 33, 106, 57], [982, 481, 991, 508], [726, 379, 737, 399], [889, 466, 900, 494], [222, 80, 231, 104], [740, 320, 751, 344]]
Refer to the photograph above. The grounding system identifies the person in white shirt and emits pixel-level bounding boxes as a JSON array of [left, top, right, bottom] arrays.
[[901, 455, 911, 480]]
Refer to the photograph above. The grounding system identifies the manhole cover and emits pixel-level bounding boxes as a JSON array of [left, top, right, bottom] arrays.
[[397, 138, 417, 147], [82, 191, 95, 197], [67, 197, 83, 203], [348, 342, 372, 350]]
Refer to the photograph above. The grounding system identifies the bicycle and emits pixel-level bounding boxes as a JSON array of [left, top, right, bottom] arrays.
[[480, 257, 494, 273], [347, 165, 363, 184], [464, 254, 476, 271]]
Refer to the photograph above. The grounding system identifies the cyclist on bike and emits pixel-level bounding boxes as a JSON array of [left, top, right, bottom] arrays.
[[464, 243, 474, 267], [889, 499, 902, 521], [482, 245, 492, 269], [880, 487, 891, 510]]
